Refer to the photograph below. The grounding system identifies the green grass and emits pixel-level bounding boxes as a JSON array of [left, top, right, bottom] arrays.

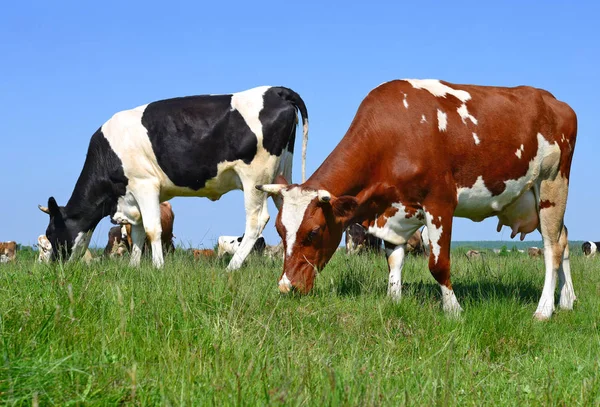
[[1, 248, 599, 406]]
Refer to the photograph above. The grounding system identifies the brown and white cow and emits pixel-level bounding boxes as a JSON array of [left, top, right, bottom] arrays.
[[124, 201, 175, 254], [258, 79, 577, 320], [104, 226, 129, 257], [0, 241, 17, 263]]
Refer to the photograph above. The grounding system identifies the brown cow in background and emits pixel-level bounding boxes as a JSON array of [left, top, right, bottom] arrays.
[[0, 241, 17, 263]]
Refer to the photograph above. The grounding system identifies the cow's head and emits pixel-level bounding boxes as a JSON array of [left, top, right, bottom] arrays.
[[38, 197, 91, 261], [256, 183, 358, 293]]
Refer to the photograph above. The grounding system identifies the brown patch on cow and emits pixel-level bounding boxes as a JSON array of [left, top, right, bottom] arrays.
[[539, 200, 556, 209]]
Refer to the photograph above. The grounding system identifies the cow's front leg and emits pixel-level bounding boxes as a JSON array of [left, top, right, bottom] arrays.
[[385, 242, 406, 301], [129, 223, 145, 267], [424, 205, 462, 316], [227, 187, 270, 270]]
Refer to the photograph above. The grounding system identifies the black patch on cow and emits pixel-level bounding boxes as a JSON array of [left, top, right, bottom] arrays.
[[260, 87, 300, 155], [141, 95, 260, 191], [65, 129, 128, 227]]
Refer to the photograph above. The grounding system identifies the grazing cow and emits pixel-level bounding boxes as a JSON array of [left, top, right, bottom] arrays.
[[104, 226, 129, 257], [38, 86, 308, 269], [217, 235, 266, 257], [582, 241, 599, 257], [192, 248, 216, 260], [37, 235, 53, 263], [345, 222, 382, 254], [258, 79, 577, 320], [528, 247, 543, 258], [0, 241, 17, 263]]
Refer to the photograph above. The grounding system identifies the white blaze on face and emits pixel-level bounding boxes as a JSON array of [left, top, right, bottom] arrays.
[[280, 187, 318, 256], [472, 133, 480, 145], [279, 273, 292, 290], [424, 210, 443, 264], [402, 92, 409, 109], [437, 110, 447, 132]]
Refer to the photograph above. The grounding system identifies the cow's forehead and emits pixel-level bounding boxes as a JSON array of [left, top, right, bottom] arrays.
[[281, 187, 318, 256]]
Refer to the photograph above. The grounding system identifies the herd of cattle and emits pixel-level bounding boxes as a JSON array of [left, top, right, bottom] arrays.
[[0, 79, 587, 320]]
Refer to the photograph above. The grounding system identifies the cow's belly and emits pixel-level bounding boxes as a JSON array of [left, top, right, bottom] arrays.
[[454, 175, 539, 239]]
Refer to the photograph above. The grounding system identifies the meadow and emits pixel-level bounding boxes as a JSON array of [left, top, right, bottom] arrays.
[[0, 246, 599, 406]]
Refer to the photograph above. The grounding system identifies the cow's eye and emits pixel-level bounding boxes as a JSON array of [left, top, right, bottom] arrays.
[[306, 227, 320, 243]]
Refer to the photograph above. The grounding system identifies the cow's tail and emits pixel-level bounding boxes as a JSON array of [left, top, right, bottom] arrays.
[[276, 87, 309, 182]]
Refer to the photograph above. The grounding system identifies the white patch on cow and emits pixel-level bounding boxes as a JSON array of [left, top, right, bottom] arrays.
[[424, 210, 443, 264], [437, 110, 447, 132], [515, 144, 524, 159], [367, 202, 424, 246], [280, 187, 318, 256], [457, 103, 478, 125], [70, 230, 93, 261], [472, 133, 480, 145], [279, 273, 292, 291], [420, 114, 427, 123], [440, 284, 463, 315], [405, 79, 472, 102], [402, 92, 409, 109], [455, 133, 559, 224]]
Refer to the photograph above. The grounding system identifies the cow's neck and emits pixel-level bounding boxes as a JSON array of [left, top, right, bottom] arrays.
[[304, 129, 395, 222], [64, 165, 118, 234]]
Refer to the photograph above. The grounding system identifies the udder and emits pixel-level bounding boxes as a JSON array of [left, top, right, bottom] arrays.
[[496, 189, 539, 240]]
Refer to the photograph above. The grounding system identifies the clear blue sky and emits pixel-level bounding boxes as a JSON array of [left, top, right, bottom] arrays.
[[1, 1, 598, 248]]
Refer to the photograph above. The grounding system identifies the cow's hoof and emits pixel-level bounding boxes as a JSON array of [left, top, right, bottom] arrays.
[[533, 312, 551, 321]]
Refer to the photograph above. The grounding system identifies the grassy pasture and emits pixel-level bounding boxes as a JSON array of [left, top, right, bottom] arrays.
[[0, 247, 599, 405]]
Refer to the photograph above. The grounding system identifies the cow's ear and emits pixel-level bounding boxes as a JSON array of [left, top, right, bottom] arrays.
[[47, 197, 61, 217], [318, 190, 358, 223], [256, 184, 286, 195], [274, 174, 289, 185], [331, 196, 359, 221]]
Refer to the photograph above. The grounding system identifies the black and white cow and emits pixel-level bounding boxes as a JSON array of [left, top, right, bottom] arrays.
[[582, 241, 599, 257], [38, 86, 308, 269]]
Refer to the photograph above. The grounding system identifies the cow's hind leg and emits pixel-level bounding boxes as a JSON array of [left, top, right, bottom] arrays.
[[385, 242, 406, 301], [535, 177, 570, 320], [133, 187, 164, 268], [227, 178, 270, 270], [424, 205, 462, 316]]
